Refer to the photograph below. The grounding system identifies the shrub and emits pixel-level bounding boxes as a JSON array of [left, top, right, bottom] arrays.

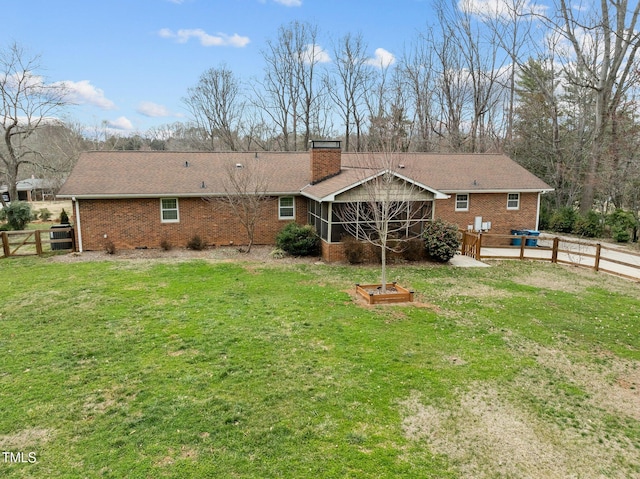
[[341, 235, 367, 264], [607, 209, 637, 243], [59, 209, 70, 224], [186, 234, 206, 250], [160, 238, 173, 251], [275, 223, 319, 256], [38, 208, 53, 221], [574, 210, 604, 238], [104, 240, 116, 255], [548, 206, 577, 233], [269, 248, 286, 259], [3, 201, 33, 230], [423, 219, 460, 262], [402, 238, 426, 262]]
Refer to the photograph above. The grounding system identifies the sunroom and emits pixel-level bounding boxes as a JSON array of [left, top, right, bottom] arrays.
[[302, 169, 449, 245]]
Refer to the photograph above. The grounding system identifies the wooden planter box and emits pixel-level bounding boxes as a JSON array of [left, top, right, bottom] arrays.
[[355, 282, 414, 304]]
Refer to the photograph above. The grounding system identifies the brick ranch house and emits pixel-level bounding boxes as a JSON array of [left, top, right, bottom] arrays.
[[57, 140, 552, 261]]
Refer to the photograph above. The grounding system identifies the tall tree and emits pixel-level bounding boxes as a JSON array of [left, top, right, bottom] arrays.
[[255, 21, 325, 151], [183, 65, 244, 151], [0, 42, 68, 203], [552, 0, 640, 212], [326, 33, 373, 152]]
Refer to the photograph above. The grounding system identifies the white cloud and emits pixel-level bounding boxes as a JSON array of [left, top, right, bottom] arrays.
[[136, 101, 178, 118], [58, 80, 116, 110], [159, 28, 250, 47], [107, 116, 134, 131], [458, 0, 546, 20], [366, 48, 396, 68], [301, 44, 331, 64], [274, 0, 302, 6]]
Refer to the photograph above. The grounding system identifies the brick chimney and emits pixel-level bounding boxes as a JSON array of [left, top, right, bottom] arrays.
[[310, 140, 342, 184]]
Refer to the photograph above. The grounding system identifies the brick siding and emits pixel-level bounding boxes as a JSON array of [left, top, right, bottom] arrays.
[[75, 196, 306, 251], [435, 192, 539, 234], [75, 192, 540, 258], [310, 148, 341, 184]]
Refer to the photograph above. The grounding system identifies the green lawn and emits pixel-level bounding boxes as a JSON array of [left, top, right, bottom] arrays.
[[1, 256, 639, 478]]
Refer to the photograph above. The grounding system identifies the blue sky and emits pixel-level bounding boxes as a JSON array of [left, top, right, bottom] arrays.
[[3, 0, 434, 134]]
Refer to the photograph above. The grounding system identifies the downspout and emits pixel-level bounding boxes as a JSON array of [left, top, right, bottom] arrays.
[[535, 192, 541, 231], [73, 197, 83, 252]]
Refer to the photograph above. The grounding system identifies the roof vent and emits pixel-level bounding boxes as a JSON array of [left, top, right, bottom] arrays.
[[201, 181, 206, 188], [236, 163, 244, 168], [185, 161, 189, 167], [398, 164, 405, 169]]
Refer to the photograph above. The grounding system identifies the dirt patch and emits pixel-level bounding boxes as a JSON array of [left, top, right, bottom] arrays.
[[400, 385, 637, 478], [0, 428, 53, 449], [514, 341, 640, 421], [47, 245, 324, 266]]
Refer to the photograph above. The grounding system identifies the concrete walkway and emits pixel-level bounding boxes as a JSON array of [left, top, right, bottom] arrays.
[[449, 253, 490, 268]]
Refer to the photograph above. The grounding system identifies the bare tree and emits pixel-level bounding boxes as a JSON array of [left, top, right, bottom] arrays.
[[209, 159, 273, 253], [549, 0, 640, 213], [334, 147, 437, 292], [0, 42, 68, 203], [183, 65, 244, 151], [326, 33, 373, 152], [255, 21, 325, 151]]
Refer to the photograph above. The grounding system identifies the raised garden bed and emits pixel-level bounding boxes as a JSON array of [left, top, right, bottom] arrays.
[[355, 282, 414, 304]]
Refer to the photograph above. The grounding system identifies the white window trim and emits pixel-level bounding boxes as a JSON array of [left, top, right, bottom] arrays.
[[507, 193, 520, 210], [455, 193, 469, 211], [160, 198, 180, 223], [278, 196, 295, 220]]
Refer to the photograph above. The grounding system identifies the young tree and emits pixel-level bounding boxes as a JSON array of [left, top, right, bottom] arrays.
[[0, 42, 68, 203], [209, 159, 273, 253], [334, 146, 439, 292]]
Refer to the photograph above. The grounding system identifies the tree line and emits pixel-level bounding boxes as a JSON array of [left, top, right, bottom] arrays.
[[2, 0, 640, 227]]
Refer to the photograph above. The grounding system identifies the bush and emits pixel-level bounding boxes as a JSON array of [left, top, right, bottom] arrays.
[[59, 209, 70, 224], [2, 201, 33, 230], [402, 238, 426, 262], [341, 235, 367, 264], [423, 219, 460, 262], [269, 248, 286, 259], [186, 234, 206, 250], [276, 223, 319, 256], [160, 238, 173, 251], [607, 209, 637, 243], [104, 240, 116, 255], [548, 206, 577, 233], [38, 208, 53, 221], [574, 210, 604, 238]]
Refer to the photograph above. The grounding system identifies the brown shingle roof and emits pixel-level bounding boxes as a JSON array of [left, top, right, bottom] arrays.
[[58, 151, 310, 197], [58, 150, 552, 198]]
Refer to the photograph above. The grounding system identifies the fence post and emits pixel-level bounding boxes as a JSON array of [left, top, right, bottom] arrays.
[[594, 243, 601, 272], [476, 233, 483, 260], [551, 237, 559, 263], [35, 230, 43, 255], [520, 234, 526, 260], [1, 232, 9, 258]]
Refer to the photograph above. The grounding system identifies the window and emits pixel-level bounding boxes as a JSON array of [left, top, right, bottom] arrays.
[[160, 198, 179, 223], [507, 193, 520, 210], [279, 196, 295, 219], [455, 193, 469, 211]]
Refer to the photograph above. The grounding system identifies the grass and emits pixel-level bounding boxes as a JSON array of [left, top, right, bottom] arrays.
[[0, 256, 639, 478]]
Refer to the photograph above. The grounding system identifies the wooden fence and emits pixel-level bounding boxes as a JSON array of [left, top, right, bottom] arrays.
[[460, 231, 640, 281], [1, 227, 75, 258]]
